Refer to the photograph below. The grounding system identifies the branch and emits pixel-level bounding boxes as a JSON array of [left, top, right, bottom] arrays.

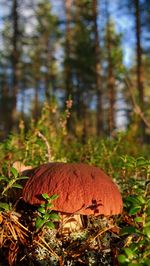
[[125, 77, 150, 130], [37, 131, 52, 161]]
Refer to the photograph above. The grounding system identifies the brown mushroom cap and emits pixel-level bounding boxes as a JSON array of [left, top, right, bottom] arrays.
[[22, 162, 123, 216]]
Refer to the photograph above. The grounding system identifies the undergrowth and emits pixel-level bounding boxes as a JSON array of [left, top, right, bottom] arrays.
[[0, 101, 149, 266]]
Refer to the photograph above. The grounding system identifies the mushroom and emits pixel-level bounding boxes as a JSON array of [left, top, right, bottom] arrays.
[[22, 162, 123, 233]]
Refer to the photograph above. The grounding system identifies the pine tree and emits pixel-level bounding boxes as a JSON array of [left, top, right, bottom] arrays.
[[92, 0, 103, 137], [103, 19, 124, 135]]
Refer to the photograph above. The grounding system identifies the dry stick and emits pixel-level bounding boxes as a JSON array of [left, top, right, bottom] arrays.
[[34, 236, 59, 260], [37, 131, 52, 161], [89, 225, 115, 242], [0, 229, 4, 246], [4, 211, 29, 233], [125, 77, 150, 130], [7, 222, 17, 241], [12, 219, 29, 232], [65, 225, 116, 259]]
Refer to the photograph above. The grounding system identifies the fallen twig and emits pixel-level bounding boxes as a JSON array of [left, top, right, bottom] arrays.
[[37, 131, 52, 161]]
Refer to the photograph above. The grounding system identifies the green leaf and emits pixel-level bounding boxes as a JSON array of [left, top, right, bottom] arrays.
[[12, 183, 23, 189], [134, 217, 143, 223], [50, 194, 58, 200], [145, 221, 150, 227], [147, 199, 150, 207], [46, 203, 53, 208], [136, 157, 147, 167], [35, 218, 45, 229], [10, 167, 18, 178], [143, 227, 150, 238], [147, 208, 150, 216], [43, 213, 50, 220], [19, 176, 29, 180], [124, 248, 134, 259], [41, 193, 49, 200], [49, 213, 60, 221], [45, 221, 55, 229], [40, 203, 46, 207], [38, 207, 46, 214], [121, 226, 137, 235], [126, 196, 139, 205], [143, 249, 150, 258], [0, 176, 9, 181], [136, 196, 145, 204], [49, 194, 59, 200], [129, 206, 141, 215], [118, 254, 128, 263], [0, 202, 10, 211]]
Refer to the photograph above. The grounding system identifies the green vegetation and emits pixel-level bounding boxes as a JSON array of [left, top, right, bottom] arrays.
[[35, 193, 60, 231], [0, 0, 150, 264], [0, 103, 149, 265], [118, 159, 150, 265]]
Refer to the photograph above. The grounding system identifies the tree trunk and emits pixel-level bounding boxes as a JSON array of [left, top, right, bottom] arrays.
[[105, 0, 115, 136], [0, 69, 10, 138], [65, 0, 72, 100], [64, 0, 73, 131], [44, 38, 51, 101], [34, 80, 39, 122], [93, 0, 103, 136], [106, 25, 115, 136], [134, 0, 145, 140], [44, 37, 56, 101], [12, 0, 19, 131], [134, 0, 144, 106]]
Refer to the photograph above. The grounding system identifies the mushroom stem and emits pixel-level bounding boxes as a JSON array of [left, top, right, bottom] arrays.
[[59, 214, 83, 234]]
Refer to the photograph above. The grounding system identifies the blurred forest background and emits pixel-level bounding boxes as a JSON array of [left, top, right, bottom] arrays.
[[0, 0, 150, 142]]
